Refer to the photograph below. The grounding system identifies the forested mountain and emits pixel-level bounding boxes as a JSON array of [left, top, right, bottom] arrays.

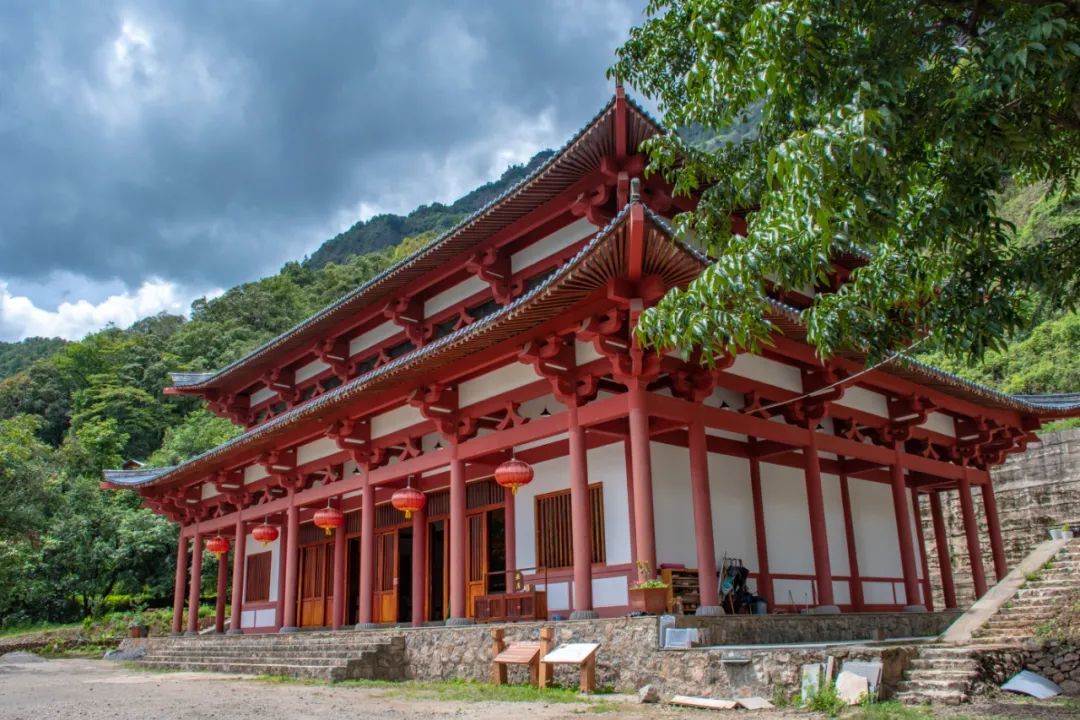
[[0, 337, 67, 381], [0, 151, 1077, 628], [306, 150, 554, 268]]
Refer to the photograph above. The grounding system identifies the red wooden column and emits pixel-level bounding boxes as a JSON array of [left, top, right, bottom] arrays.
[[172, 532, 188, 636], [568, 402, 597, 619], [910, 488, 934, 612], [280, 493, 300, 633], [929, 491, 958, 609], [357, 472, 376, 628], [748, 450, 772, 608], [627, 386, 657, 577], [958, 468, 989, 599], [803, 428, 836, 610], [982, 481, 1008, 581], [332, 500, 347, 630], [504, 486, 517, 582], [186, 530, 204, 635], [228, 517, 245, 634], [214, 548, 228, 633], [889, 442, 922, 610], [275, 519, 288, 628], [411, 504, 427, 628], [688, 417, 721, 614], [447, 443, 472, 625], [838, 472, 864, 611]]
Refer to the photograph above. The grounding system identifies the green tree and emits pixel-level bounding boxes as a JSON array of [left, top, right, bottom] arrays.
[[614, 1, 1080, 362], [147, 408, 241, 467]]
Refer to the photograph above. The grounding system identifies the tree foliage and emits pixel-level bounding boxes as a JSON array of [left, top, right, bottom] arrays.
[[0, 337, 66, 381], [614, 1, 1080, 362]]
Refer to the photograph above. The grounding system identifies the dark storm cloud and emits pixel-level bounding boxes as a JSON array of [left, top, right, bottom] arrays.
[[0, 1, 642, 293]]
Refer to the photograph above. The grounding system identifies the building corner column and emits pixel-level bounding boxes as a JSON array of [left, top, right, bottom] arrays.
[[186, 531, 204, 635], [279, 492, 300, 633], [982, 481, 1008, 581], [929, 490, 958, 609], [568, 402, 597, 620], [172, 531, 188, 636], [689, 417, 721, 615], [228, 517, 245, 635], [958, 468, 989, 599]]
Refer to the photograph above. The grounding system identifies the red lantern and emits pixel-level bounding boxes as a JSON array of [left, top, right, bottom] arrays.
[[494, 458, 534, 495], [252, 523, 279, 546], [392, 486, 426, 519], [313, 505, 345, 536], [206, 535, 230, 559]]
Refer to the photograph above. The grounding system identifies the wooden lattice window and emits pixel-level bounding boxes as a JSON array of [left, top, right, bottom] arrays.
[[534, 484, 605, 569], [244, 551, 272, 603]]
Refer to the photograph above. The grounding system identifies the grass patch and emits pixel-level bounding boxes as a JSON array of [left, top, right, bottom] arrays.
[[0, 621, 80, 639], [848, 701, 934, 719], [1024, 569, 1043, 583], [38, 642, 115, 659], [256, 675, 600, 704]]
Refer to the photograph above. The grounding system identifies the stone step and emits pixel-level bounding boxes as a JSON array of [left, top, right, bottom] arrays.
[[153, 638, 396, 651], [903, 670, 977, 684], [917, 647, 976, 659], [909, 658, 979, 671], [895, 688, 968, 706], [137, 659, 346, 681]]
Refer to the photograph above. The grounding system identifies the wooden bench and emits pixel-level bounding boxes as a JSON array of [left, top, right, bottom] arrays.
[[540, 638, 600, 693], [490, 627, 551, 685]]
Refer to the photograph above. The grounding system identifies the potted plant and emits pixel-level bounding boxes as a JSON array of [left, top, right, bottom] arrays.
[[628, 561, 669, 615], [127, 609, 149, 638]]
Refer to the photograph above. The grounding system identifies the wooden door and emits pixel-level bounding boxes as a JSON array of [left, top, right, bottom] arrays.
[[466, 513, 486, 619], [373, 531, 397, 624], [298, 543, 333, 627]]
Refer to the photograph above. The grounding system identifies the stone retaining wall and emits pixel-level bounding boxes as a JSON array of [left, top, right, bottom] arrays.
[[674, 611, 960, 646], [971, 641, 1080, 697], [393, 615, 926, 698]]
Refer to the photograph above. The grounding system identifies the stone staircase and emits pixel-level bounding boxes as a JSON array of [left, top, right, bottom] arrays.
[[136, 630, 406, 681], [895, 645, 984, 705], [896, 539, 1079, 705], [972, 540, 1080, 643]]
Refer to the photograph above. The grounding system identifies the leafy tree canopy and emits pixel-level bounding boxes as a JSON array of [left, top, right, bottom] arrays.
[[614, 1, 1080, 362]]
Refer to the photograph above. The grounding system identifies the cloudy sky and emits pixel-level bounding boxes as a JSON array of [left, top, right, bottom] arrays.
[[0, 1, 646, 342]]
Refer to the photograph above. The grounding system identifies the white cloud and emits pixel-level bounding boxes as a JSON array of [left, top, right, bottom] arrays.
[[0, 278, 215, 342]]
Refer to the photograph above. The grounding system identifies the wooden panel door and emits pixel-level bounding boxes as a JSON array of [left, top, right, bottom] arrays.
[[298, 544, 333, 628], [466, 513, 486, 619], [373, 531, 397, 624]]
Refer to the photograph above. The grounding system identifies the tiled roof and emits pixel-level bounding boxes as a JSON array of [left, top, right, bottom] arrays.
[[171, 93, 662, 392], [102, 466, 176, 486]]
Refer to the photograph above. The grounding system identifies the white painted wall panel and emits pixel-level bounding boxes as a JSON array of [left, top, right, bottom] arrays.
[[510, 218, 594, 272], [244, 465, 268, 485], [424, 276, 487, 318], [821, 473, 851, 575], [592, 575, 629, 608], [349, 321, 397, 357], [295, 359, 329, 383], [458, 362, 537, 407], [759, 463, 814, 574], [775, 578, 815, 608], [371, 405, 424, 438], [650, 441, 696, 568], [848, 478, 902, 579], [708, 454, 757, 572], [250, 387, 276, 406], [835, 386, 889, 417], [727, 353, 803, 392], [575, 340, 603, 365], [244, 535, 280, 603], [201, 483, 219, 500], [921, 412, 956, 437], [297, 436, 339, 466]]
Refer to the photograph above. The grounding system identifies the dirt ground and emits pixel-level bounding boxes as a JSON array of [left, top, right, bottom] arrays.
[[1, 657, 1078, 720]]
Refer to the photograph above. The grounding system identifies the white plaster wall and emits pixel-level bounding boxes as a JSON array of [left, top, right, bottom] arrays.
[[244, 465, 269, 485], [239, 534, 280, 628], [759, 463, 815, 576], [921, 411, 956, 437], [727, 353, 802, 392], [297, 436, 339, 466], [424, 276, 487, 318], [593, 575, 629, 608], [513, 441, 631, 608], [848, 477, 903, 603], [650, 441, 696, 568], [200, 483, 219, 500], [250, 387, 276, 406], [458, 362, 536, 407], [295, 359, 330, 384], [708, 454, 757, 571], [575, 340, 603, 365], [349, 321, 397, 357], [820, 473, 851, 576], [835, 386, 889, 417], [371, 404, 424, 438], [511, 218, 594, 272]]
